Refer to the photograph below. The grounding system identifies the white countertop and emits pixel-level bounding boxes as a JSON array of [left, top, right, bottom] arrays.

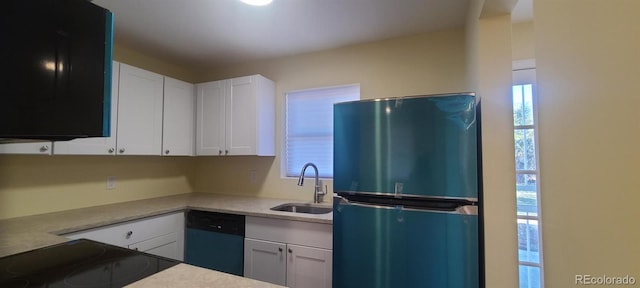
[[0, 192, 332, 257], [126, 264, 286, 288], [0, 193, 332, 287]]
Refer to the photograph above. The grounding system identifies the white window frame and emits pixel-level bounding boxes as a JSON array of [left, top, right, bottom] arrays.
[[280, 84, 360, 179], [513, 59, 544, 288]]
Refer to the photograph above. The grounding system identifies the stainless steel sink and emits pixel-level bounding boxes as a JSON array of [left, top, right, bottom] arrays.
[[270, 203, 333, 214]]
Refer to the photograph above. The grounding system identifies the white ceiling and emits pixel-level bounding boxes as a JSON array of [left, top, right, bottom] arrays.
[[93, 0, 532, 70], [93, 0, 471, 69], [511, 0, 533, 23]]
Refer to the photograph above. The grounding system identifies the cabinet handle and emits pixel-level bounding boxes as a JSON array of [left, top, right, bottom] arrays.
[[119, 148, 125, 154], [288, 248, 292, 254], [126, 231, 133, 239], [278, 247, 283, 252], [108, 148, 115, 153], [218, 150, 222, 155], [165, 149, 170, 155], [40, 145, 49, 152], [225, 149, 229, 155]]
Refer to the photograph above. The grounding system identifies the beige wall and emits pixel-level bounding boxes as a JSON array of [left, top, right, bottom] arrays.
[[113, 44, 199, 83], [0, 155, 194, 219], [195, 29, 468, 95], [512, 21, 535, 61], [192, 29, 468, 202], [466, 1, 520, 286], [477, 14, 519, 288], [535, 0, 640, 286], [464, 0, 481, 92]]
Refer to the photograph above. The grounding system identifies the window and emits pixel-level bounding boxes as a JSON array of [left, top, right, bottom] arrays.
[[284, 84, 359, 178], [512, 65, 544, 288]]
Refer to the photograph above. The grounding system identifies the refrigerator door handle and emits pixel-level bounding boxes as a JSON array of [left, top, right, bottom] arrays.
[[334, 195, 478, 215], [455, 205, 479, 215]]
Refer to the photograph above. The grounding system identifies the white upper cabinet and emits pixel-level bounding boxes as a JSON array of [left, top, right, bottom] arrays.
[[53, 62, 120, 155], [116, 64, 164, 155], [196, 80, 226, 155], [226, 75, 275, 156], [1, 62, 121, 156], [162, 77, 195, 156], [4, 66, 269, 158], [1, 61, 122, 156], [0, 142, 52, 155], [196, 75, 275, 156], [54, 62, 195, 157]]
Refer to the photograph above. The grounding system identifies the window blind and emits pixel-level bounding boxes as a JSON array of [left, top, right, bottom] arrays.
[[285, 84, 359, 178]]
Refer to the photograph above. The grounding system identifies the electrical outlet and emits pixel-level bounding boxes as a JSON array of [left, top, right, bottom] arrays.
[[106, 176, 116, 190]]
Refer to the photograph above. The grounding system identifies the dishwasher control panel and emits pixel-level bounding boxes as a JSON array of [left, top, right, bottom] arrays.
[[186, 210, 245, 236]]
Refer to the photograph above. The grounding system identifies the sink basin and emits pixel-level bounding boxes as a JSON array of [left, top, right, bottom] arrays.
[[270, 203, 333, 214]]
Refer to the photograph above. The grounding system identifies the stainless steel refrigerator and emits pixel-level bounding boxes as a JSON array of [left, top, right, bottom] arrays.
[[333, 93, 483, 288]]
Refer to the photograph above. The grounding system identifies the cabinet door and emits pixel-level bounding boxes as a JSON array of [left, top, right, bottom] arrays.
[[0, 142, 51, 155], [254, 75, 276, 156], [65, 222, 130, 248], [129, 232, 183, 261], [65, 212, 184, 252], [162, 77, 195, 156], [244, 238, 287, 286], [286, 244, 332, 288], [116, 64, 164, 155], [196, 80, 226, 156], [53, 61, 120, 155], [226, 76, 257, 155]]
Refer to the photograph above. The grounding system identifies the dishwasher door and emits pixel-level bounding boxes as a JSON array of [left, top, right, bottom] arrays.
[[185, 210, 245, 276]]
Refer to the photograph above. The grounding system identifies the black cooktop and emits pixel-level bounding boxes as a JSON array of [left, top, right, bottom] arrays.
[[0, 239, 180, 288]]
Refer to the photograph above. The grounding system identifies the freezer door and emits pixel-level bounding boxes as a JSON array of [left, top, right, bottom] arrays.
[[333, 199, 479, 288], [334, 94, 478, 199]]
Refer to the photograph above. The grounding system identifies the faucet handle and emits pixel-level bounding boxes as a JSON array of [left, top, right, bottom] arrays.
[[315, 182, 326, 194], [315, 185, 327, 203]]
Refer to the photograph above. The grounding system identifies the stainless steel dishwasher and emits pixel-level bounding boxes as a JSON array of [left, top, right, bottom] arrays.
[[185, 210, 245, 276]]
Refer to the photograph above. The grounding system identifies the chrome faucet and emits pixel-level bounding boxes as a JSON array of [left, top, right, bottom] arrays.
[[297, 162, 326, 203]]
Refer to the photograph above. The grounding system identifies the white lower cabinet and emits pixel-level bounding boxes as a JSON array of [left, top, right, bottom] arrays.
[[286, 244, 332, 288], [128, 232, 182, 260], [244, 216, 332, 288], [64, 212, 184, 261], [244, 238, 287, 285]]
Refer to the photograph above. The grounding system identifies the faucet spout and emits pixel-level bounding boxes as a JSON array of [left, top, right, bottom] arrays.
[[297, 163, 325, 203]]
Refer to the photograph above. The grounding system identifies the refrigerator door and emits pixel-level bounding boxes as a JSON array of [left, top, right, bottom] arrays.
[[334, 93, 478, 199], [333, 198, 479, 288]]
